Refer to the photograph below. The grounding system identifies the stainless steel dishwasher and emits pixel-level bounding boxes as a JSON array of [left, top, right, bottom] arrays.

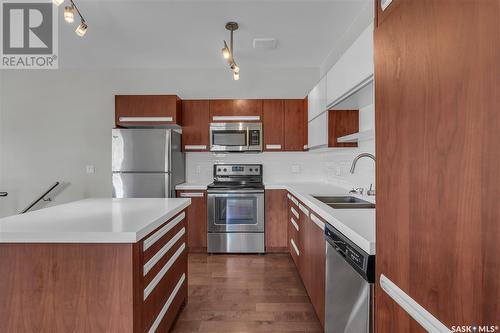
[[324, 223, 375, 333]]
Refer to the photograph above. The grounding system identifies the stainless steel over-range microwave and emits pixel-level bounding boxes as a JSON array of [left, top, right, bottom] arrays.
[[209, 122, 262, 152]]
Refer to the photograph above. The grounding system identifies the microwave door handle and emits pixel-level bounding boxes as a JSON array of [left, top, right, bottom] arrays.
[[246, 127, 250, 150]]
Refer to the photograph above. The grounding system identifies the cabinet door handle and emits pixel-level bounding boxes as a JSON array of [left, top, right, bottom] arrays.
[[179, 192, 204, 198], [184, 145, 207, 150], [212, 115, 260, 121], [119, 116, 173, 122], [310, 213, 325, 230], [265, 144, 282, 150], [298, 203, 309, 216]]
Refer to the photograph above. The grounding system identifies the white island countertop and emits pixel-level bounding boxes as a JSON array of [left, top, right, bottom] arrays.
[[266, 182, 376, 255], [0, 198, 191, 243]]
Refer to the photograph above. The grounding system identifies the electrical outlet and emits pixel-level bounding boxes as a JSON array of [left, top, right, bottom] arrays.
[[335, 166, 341, 176], [86, 165, 95, 174], [291, 165, 300, 174], [195, 165, 201, 175]]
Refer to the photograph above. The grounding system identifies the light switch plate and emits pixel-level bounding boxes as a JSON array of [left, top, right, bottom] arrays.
[[195, 165, 201, 175]]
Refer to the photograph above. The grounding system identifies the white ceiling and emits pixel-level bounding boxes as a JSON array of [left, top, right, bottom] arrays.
[[58, 0, 371, 69]]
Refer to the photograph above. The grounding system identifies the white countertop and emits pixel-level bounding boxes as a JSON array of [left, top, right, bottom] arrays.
[[265, 182, 376, 255], [0, 198, 191, 243]]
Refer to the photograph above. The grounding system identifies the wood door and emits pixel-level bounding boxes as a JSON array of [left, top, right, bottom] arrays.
[[115, 95, 181, 127], [209, 99, 263, 122], [181, 100, 209, 152], [375, 1, 500, 332], [284, 99, 307, 151], [176, 191, 207, 252], [265, 190, 288, 252], [328, 110, 359, 147], [263, 100, 285, 151]]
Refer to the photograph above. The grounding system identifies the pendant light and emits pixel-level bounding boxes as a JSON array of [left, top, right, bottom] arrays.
[[221, 22, 240, 80]]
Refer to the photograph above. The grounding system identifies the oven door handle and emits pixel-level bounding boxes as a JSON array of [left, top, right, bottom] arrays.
[[208, 190, 264, 194]]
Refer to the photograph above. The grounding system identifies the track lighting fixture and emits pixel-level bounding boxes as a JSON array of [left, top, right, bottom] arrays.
[[221, 22, 240, 81], [53, 0, 88, 37]]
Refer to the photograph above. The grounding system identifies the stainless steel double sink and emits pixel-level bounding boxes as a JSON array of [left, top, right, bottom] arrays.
[[313, 196, 375, 209]]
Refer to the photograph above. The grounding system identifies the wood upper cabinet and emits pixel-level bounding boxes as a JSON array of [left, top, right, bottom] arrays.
[[265, 189, 288, 252], [115, 95, 182, 127], [328, 110, 359, 147], [176, 190, 207, 252], [181, 100, 209, 151], [209, 99, 263, 122], [263, 100, 285, 151], [375, 1, 499, 332], [284, 99, 308, 151]]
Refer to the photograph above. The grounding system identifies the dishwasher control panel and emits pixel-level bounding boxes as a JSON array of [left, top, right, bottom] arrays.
[[325, 223, 375, 283]]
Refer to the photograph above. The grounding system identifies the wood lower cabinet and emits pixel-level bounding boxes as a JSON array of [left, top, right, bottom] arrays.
[[115, 95, 182, 127], [284, 99, 308, 151], [181, 100, 209, 152], [265, 189, 288, 252], [176, 190, 207, 253], [0, 210, 188, 333], [286, 193, 325, 328], [375, 0, 499, 331], [209, 99, 263, 122]]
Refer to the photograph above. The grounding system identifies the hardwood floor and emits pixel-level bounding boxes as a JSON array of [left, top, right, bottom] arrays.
[[171, 253, 322, 333]]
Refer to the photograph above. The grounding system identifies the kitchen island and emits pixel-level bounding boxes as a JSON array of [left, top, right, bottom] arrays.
[[0, 198, 190, 333]]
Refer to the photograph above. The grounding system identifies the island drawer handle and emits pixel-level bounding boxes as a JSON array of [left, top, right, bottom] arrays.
[[290, 239, 300, 256], [298, 203, 309, 216], [147, 273, 186, 333], [143, 212, 185, 251], [290, 207, 299, 219], [310, 213, 325, 230], [144, 243, 185, 300], [179, 192, 204, 198], [143, 228, 185, 276]]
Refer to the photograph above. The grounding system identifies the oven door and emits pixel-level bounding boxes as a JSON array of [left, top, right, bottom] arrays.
[[208, 191, 264, 232]]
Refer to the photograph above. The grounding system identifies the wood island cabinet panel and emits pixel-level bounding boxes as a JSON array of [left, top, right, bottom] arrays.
[[375, 0, 500, 332], [263, 100, 285, 151], [307, 213, 326, 328], [265, 189, 288, 252], [284, 99, 308, 151], [181, 100, 210, 151], [115, 95, 182, 127], [328, 110, 359, 147], [209, 99, 263, 121], [176, 190, 207, 253]]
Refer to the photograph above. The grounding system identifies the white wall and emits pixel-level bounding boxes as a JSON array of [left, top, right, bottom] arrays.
[[0, 67, 318, 217]]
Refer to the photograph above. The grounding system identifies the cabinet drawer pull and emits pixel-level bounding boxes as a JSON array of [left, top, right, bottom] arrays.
[[298, 203, 309, 216], [184, 145, 207, 150], [147, 273, 186, 333], [287, 193, 291, 200], [143, 227, 185, 276], [119, 116, 173, 122], [290, 218, 299, 232], [265, 144, 282, 150], [143, 212, 185, 251], [179, 192, 204, 198], [290, 239, 300, 256], [144, 242, 186, 300], [212, 115, 260, 121], [290, 207, 299, 219], [290, 196, 299, 206], [310, 213, 325, 230]]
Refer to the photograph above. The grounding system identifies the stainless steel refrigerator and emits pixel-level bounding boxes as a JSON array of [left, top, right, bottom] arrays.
[[112, 128, 185, 198]]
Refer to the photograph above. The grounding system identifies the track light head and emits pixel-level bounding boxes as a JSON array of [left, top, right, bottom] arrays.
[[52, 0, 64, 6], [222, 41, 230, 60], [64, 6, 75, 23], [233, 72, 240, 81], [75, 21, 88, 37]]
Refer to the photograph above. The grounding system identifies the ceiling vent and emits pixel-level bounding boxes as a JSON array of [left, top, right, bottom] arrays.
[[253, 38, 277, 50]]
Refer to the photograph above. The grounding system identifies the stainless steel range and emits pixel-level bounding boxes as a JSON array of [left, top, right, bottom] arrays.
[[207, 164, 264, 253]]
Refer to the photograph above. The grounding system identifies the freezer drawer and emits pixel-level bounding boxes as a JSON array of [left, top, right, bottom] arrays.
[[112, 173, 170, 198], [112, 128, 170, 172]]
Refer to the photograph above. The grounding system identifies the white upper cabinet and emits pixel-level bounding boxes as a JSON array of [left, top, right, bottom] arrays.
[[307, 76, 327, 121], [326, 24, 374, 107], [307, 111, 328, 149]]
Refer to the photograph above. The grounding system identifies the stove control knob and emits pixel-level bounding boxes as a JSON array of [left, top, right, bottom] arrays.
[[217, 168, 221, 172], [249, 168, 253, 172], [223, 168, 227, 172]]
